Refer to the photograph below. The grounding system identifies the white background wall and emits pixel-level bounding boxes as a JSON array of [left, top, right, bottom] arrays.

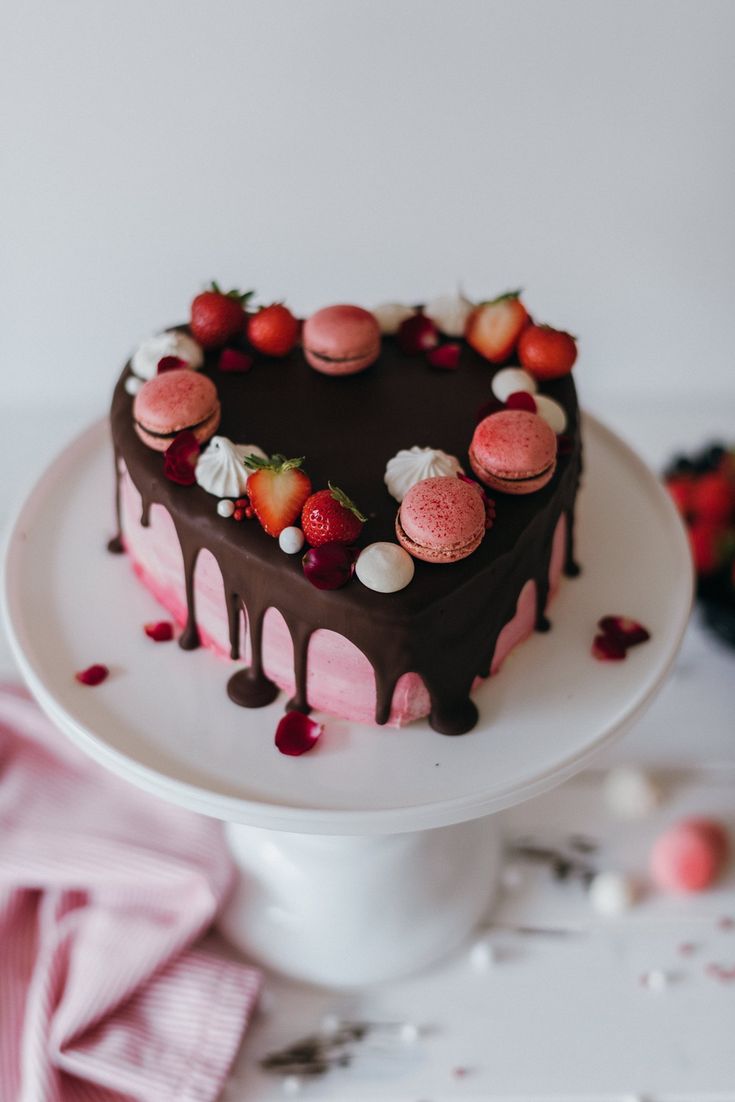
[[2, 0, 734, 417]]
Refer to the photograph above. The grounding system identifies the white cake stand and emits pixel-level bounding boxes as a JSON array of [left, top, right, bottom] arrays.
[[2, 414, 692, 986]]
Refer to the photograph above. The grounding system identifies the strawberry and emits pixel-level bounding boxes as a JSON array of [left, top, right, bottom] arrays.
[[688, 521, 725, 575], [247, 303, 300, 357], [665, 475, 694, 518], [244, 454, 312, 537], [690, 471, 735, 525], [301, 483, 367, 546], [190, 282, 253, 348], [517, 324, 577, 379], [465, 291, 529, 364]]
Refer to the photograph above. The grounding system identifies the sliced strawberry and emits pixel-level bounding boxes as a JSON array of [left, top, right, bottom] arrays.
[[244, 454, 312, 537], [597, 616, 650, 648], [465, 291, 529, 364]]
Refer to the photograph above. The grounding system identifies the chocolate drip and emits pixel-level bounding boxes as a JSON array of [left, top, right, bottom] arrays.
[[285, 619, 314, 714], [563, 504, 581, 577], [109, 331, 582, 736], [107, 443, 124, 553]]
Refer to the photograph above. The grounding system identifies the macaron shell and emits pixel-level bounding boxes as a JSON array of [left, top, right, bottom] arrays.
[[469, 410, 557, 495], [133, 370, 221, 452], [396, 476, 485, 563], [303, 304, 381, 376]]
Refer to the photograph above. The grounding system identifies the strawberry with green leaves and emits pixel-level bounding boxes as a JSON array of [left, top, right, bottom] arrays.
[[190, 282, 253, 348], [244, 454, 312, 537], [301, 483, 367, 546]]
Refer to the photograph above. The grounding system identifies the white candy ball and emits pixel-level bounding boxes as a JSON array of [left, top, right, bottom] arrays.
[[603, 766, 661, 820], [491, 367, 538, 403], [279, 526, 305, 555], [124, 374, 142, 396], [589, 871, 638, 916], [424, 292, 474, 338], [534, 394, 568, 434], [356, 542, 415, 593], [371, 302, 415, 336], [469, 936, 497, 971], [217, 499, 236, 518]]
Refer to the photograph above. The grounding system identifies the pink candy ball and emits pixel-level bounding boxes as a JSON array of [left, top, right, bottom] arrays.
[[650, 818, 729, 893]]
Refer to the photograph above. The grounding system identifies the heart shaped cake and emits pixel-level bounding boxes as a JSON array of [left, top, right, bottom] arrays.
[[109, 287, 581, 737]]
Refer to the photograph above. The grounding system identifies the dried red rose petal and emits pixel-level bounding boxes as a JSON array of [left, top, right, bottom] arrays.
[[219, 347, 253, 373], [505, 390, 537, 414], [75, 664, 109, 686], [427, 343, 461, 370], [275, 711, 323, 756], [157, 355, 187, 374], [591, 634, 626, 661], [396, 313, 439, 355], [163, 431, 201, 486], [302, 542, 358, 590], [597, 616, 651, 648], [557, 433, 575, 456], [144, 621, 174, 642]]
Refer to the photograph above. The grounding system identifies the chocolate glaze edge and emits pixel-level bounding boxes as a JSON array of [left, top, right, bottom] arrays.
[[110, 331, 582, 736]]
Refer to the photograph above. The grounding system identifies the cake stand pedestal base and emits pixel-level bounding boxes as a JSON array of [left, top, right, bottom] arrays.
[[220, 817, 500, 986]]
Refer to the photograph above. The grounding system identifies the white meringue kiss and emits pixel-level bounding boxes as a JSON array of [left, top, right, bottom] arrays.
[[533, 394, 568, 434], [423, 291, 474, 338], [371, 303, 415, 336], [195, 438, 267, 499], [356, 542, 415, 593], [491, 367, 538, 403], [131, 330, 204, 381], [384, 446, 463, 503]]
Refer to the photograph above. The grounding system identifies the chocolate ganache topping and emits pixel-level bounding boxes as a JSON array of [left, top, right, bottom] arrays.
[[110, 328, 582, 736]]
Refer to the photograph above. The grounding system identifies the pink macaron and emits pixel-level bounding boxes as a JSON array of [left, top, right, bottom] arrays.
[[469, 409, 557, 495], [133, 369, 221, 452], [302, 304, 381, 376], [395, 476, 486, 564], [650, 818, 729, 893]]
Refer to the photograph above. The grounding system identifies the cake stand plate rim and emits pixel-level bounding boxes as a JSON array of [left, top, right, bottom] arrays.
[[2, 414, 693, 834]]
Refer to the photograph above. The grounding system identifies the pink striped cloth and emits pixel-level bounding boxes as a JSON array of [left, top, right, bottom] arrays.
[[0, 684, 261, 1102]]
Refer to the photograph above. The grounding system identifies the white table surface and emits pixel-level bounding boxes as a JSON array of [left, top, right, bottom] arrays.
[[3, 399, 734, 1100]]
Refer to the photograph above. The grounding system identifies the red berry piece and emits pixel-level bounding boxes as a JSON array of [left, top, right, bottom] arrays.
[[75, 664, 109, 686], [396, 313, 440, 355], [597, 615, 651, 649], [465, 291, 529, 364], [665, 475, 694, 518], [301, 483, 367, 547], [163, 430, 201, 486], [591, 633, 626, 661], [427, 343, 461, 370], [557, 433, 575, 456], [474, 396, 504, 424], [144, 621, 174, 642], [190, 282, 253, 349], [157, 355, 187, 374], [247, 303, 300, 357], [688, 521, 724, 575], [505, 390, 538, 413], [218, 347, 253, 373], [244, 454, 313, 538], [275, 711, 323, 756], [235, 498, 249, 508], [690, 471, 735, 525], [517, 323, 578, 380], [233, 508, 245, 521], [302, 542, 358, 590]]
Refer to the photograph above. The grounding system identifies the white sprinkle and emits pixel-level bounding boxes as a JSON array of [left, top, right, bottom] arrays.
[[399, 1021, 420, 1044], [469, 937, 496, 971], [534, 394, 568, 434], [283, 1074, 302, 1095], [279, 526, 305, 554], [642, 969, 669, 992], [589, 871, 638, 916], [320, 1012, 340, 1036], [124, 374, 142, 396], [491, 367, 537, 403], [217, 499, 236, 518], [500, 864, 524, 891]]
